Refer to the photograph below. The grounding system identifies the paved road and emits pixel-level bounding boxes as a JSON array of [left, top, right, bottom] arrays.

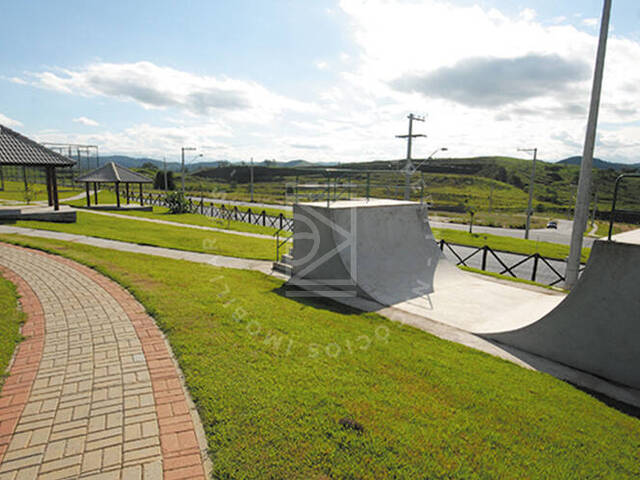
[[431, 218, 597, 248]]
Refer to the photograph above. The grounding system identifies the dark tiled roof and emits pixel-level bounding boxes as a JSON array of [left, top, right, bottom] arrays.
[[0, 125, 76, 167], [76, 162, 153, 183]]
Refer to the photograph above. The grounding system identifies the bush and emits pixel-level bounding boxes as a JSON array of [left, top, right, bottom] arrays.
[[165, 191, 192, 214]]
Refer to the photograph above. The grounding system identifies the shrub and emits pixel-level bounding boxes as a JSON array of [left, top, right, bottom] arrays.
[[165, 191, 192, 214]]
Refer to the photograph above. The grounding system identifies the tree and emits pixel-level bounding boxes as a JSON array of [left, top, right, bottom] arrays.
[[154, 171, 175, 190], [142, 162, 158, 170]]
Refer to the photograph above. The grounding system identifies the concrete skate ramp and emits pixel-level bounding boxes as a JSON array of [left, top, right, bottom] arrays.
[[291, 200, 640, 389], [484, 240, 640, 389], [291, 200, 441, 304]]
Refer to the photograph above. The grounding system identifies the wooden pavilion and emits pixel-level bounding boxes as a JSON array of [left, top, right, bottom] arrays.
[[75, 162, 153, 208], [0, 125, 75, 210]]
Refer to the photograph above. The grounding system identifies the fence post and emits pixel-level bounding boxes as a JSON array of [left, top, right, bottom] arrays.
[[439, 239, 444, 251], [279, 213, 284, 229], [531, 254, 540, 282], [234, 206, 239, 221], [248, 208, 252, 224], [262, 210, 266, 226], [482, 246, 488, 271]]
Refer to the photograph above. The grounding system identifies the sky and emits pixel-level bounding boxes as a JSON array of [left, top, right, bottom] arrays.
[[1, 0, 640, 165]]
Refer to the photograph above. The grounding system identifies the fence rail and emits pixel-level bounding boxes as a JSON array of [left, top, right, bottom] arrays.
[[438, 240, 584, 287], [125, 191, 294, 231]]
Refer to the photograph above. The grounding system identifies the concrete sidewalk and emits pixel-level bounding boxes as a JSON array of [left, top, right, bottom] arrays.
[[0, 244, 210, 479]]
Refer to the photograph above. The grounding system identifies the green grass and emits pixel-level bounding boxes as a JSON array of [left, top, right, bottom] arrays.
[[433, 228, 591, 263], [0, 272, 25, 387], [9, 211, 275, 261], [0, 233, 638, 479], [0, 180, 82, 203], [91, 206, 279, 236]]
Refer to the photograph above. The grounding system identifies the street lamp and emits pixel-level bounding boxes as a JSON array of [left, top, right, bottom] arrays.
[[181, 147, 197, 195], [518, 147, 538, 240]]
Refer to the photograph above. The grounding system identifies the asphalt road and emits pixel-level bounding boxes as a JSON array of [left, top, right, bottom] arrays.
[[431, 218, 597, 248]]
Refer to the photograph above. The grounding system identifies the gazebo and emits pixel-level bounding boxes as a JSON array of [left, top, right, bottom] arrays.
[[76, 162, 153, 208], [0, 125, 75, 210]]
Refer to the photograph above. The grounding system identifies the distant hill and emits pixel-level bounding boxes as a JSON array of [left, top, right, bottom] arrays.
[[557, 156, 640, 171]]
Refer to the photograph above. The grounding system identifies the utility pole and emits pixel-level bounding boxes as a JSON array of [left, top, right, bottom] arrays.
[[250, 157, 254, 202], [181, 147, 196, 195], [396, 113, 426, 200], [163, 157, 168, 191], [518, 147, 538, 240], [566, 0, 611, 289]]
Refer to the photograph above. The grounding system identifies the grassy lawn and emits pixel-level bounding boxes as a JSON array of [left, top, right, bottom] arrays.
[[0, 234, 638, 478], [8, 211, 275, 261], [0, 180, 82, 203], [431, 210, 551, 230], [0, 272, 25, 388], [433, 228, 591, 262], [98, 206, 279, 236]]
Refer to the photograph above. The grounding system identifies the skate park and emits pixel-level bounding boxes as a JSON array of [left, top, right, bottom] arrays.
[[283, 197, 640, 402]]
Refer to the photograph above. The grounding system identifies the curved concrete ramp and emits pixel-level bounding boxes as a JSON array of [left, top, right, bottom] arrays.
[[290, 200, 639, 389], [484, 240, 640, 389]]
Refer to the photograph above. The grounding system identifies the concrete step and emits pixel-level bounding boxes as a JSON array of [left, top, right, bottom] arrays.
[[280, 253, 293, 266], [272, 262, 292, 276]]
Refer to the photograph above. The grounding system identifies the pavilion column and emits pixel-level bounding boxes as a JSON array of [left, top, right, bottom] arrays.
[[85, 183, 91, 207], [45, 167, 54, 207], [126, 183, 130, 204], [94, 182, 98, 204], [139, 183, 143, 206], [51, 168, 59, 211], [116, 182, 121, 208]]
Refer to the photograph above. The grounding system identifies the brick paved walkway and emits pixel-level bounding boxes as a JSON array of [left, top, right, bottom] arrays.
[[0, 244, 208, 479]]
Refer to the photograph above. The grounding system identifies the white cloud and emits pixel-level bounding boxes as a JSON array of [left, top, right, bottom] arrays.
[[583, 18, 599, 27], [73, 116, 99, 127], [314, 60, 329, 70], [0, 113, 23, 128], [11, 1, 640, 165], [20, 61, 316, 122]]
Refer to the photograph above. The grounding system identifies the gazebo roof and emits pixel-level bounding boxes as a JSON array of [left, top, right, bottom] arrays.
[[76, 162, 153, 184], [0, 125, 76, 167]]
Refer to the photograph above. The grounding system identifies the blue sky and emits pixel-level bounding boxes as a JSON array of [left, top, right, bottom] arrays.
[[2, 0, 640, 164]]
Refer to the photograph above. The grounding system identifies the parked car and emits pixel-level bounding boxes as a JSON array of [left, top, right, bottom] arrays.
[[546, 220, 558, 229]]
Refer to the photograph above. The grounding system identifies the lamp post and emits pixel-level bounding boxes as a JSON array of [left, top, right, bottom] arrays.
[[408, 147, 447, 202], [181, 147, 196, 195], [566, 0, 611, 289], [518, 147, 538, 240]]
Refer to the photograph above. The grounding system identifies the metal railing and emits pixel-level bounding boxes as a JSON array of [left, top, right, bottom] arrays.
[[438, 240, 584, 287], [125, 191, 294, 231], [608, 173, 640, 240]]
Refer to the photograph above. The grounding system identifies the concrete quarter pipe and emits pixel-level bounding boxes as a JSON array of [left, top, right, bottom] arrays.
[[290, 200, 640, 390]]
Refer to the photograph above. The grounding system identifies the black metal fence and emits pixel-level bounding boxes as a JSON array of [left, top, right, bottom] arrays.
[[438, 240, 584, 287], [126, 191, 294, 231]]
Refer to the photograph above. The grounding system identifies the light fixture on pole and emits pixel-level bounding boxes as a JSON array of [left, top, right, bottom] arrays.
[[566, 0, 611, 290], [518, 147, 538, 240]]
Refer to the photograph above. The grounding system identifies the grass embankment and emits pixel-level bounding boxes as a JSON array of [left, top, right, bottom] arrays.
[[433, 228, 591, 263], [431, 210, 551, 230], [96, 207, 279, 236], [0, 234, 638, 478], [0, 180, 82, 203], [10, 211, 274, 261], [0, 272, 25, 388]]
